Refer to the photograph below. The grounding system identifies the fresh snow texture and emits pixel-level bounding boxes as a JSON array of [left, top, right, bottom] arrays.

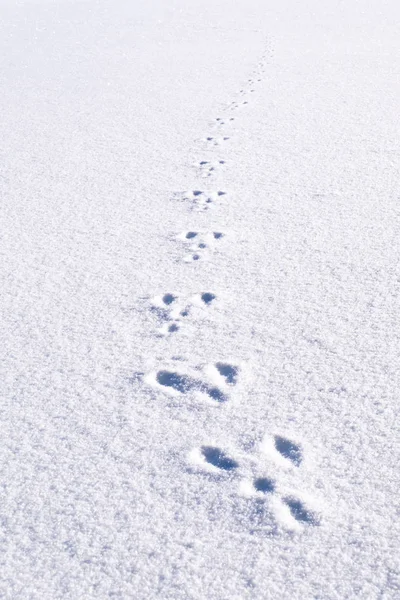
[[0, 0, 400, 598]]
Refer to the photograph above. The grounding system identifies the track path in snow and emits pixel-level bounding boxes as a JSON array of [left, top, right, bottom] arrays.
[[1, 1, 399, 599], [145, 39, 321, 533]]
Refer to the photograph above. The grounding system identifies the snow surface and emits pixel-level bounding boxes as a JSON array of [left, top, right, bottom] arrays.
[[1, 0, 400, 598]]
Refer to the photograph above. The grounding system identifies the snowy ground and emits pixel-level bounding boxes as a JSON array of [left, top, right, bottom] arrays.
[[1, 0, 399, 598]]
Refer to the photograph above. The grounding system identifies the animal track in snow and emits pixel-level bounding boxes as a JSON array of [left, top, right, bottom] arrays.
[[176, 190, 228, 212], [189, 429, 320, 532], [282, 496, 320, 526], [215, 362, 239, 385], [261, 433, 304, 469], [155, 370, 227, 402], [200, 446, 239, 471], [213, 117, 235, 127], [203, 136, 230, 146], [189, 445, 240, 476], [253, 476, 276, 494], [146, 361, 240, 404], [176, 230, 226, 262], [197, 160, 226, 178], [274, 436, 303, 466], [239, 437, 321, 531], [150, 292, 218, 335], [200, 292, 217, 305], [243, 481, 321, 531], [189, 433, 321, 531], [228, 100, 249, 111]]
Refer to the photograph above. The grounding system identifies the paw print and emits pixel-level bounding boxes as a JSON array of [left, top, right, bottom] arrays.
[[176, 230, 226, 262], [175, 189, 228, 212], [150, 292, 218, 335], [188, 433, 322, 533], [146, 361, 241, 404], [239, 434, 321, 531]]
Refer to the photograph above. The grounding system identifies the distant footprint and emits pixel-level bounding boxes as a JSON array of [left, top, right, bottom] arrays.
[[176, 190, 228, 212], [213, 117, 235, 127], [197, 159, 226, 178], [150, 291, 217, 335], [203, 136, 230, 146], [229, 100, 249, 111], [177, 230, 225, 262]]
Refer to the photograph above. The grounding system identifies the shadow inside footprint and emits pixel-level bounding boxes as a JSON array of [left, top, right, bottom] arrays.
[[162, 294, 177, 305], [216, 362, 239, 385], [201, 292, 216, 305], [205, 386, 227, 403], [186, 231, 198, 239], [284, 497, 320, 525], [156, 371, 194, 393], [274, 436, 303, 466], [201, 446, 238, 471], [254, 477, 275, 494], [157, 371, 226, 402]]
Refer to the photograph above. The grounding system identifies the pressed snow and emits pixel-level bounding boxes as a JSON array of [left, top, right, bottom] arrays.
[[0, 0, 399, 598]]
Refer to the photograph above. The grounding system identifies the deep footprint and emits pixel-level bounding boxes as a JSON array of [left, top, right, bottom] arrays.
[[156, 371, 227, 402], [206, 387, 227, 402], [254, 477, 276, 494], [274, 436, 303, 466], [283, 497, 320, 525], [201, 446, 239, 471], [162, 293, 177, 305], [201, 293, 216, 305], [216, 362, 239, 385], [156, 371, 194, 393]]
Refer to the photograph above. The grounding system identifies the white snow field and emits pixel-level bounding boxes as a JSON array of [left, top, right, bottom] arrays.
[[1, 0, 399, 597]]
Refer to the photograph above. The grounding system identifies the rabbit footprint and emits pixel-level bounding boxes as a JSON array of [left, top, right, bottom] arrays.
[[190, 446, 240, 473], [150, 292, 218, 335], [146, 361, 240, 404], [197, 159, 226, 178], [176, 230, 226, 262], [175, 190, 228, 212]]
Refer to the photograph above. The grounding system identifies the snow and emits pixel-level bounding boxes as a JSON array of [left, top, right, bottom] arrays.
[[1, 0, 399, 597]]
